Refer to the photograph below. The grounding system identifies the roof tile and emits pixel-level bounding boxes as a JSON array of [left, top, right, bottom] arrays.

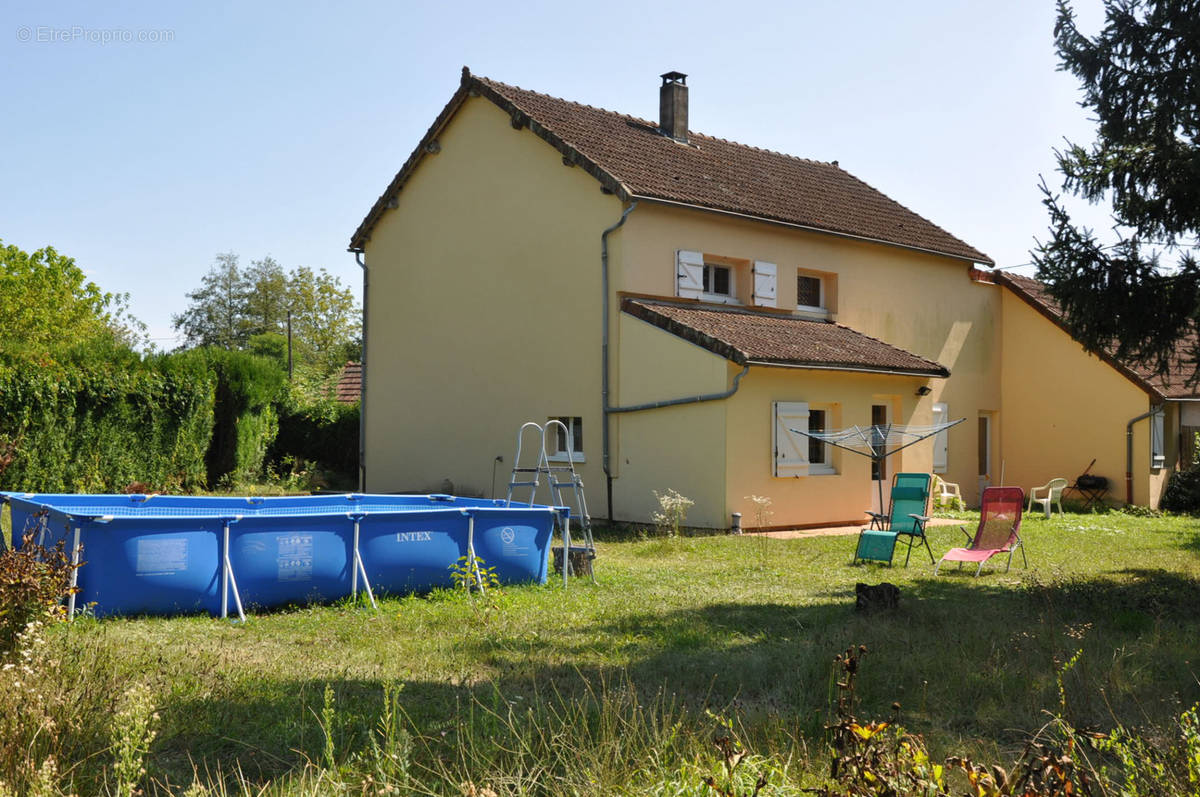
[[351, 70, 993, 265], [623, 298, 949, 377]]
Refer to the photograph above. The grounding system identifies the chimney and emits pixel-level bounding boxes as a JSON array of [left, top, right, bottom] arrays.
[[659, 71, 688, 142]]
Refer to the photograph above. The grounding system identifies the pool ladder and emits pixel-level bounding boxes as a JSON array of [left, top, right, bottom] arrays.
[[505, 421, 596, 584]]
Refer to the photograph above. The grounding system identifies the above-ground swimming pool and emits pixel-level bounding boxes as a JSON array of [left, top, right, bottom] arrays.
[[1, 493, 564, 619]]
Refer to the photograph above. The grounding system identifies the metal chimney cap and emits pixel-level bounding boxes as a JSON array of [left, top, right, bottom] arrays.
[[660, 71, 687, 85]]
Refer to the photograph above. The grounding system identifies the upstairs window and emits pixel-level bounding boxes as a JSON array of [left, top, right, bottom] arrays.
[[797, 275, 823, 310], [676, 250, 749, 304], [703, 264, 731, 297]]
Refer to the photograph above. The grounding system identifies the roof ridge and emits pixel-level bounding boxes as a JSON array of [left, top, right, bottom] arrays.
[[479, 74, 841, 170], [476, 75, 660, 137]]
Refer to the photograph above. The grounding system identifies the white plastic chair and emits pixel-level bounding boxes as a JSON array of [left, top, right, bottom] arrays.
[[932, 475, 963, 510], [1027, 478, 1068, 518]]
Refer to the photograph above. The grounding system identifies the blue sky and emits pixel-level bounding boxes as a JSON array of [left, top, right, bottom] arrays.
[[3, 1, 1109, 347]]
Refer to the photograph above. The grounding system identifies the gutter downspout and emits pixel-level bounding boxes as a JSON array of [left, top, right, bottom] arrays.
[[1126, 405, 1161, 505], [354, 251, 369, 491], [607, 364, 750, 415], [601, 200, 638, 524], [599, 199, 752, 524]]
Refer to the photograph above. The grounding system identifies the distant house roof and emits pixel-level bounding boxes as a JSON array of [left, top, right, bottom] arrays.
[[995, 272, 1199, 401], [622, 297, 950, 377], [333, 361, 362, 404], [350, 68, 993, 266]]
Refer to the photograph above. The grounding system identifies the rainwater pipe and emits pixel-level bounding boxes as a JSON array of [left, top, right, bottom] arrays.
[[1125, 405, 1162, 505], [599, 199, 751, 523], [354, 251, 369, 491]]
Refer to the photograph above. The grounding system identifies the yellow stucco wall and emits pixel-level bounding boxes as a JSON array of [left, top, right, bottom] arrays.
[[362, 95, 622, 500], [724, 366, 929, 528], [611, 314, 730, 525], [998, 290, 1163, 507], [613, 203, 1003, 506]]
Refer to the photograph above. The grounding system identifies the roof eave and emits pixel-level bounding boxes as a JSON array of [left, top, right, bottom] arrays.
[[744, 359, 950, 378]]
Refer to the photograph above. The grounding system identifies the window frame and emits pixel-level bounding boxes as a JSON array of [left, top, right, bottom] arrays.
[[807, 407, 836, 475], [796, 274, 824, 312], [1150, 406, 1165, 470], [931, 402, 949, 474], [701, 262, 736, 303], [547, 416, 584, 463]]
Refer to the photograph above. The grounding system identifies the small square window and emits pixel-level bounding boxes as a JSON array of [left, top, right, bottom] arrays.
[[704, 264, 732, 296], [797, 275, 822, 309], [548, 416, 583, 461]]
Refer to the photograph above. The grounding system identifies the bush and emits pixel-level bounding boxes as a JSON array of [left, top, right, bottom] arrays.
[[1161, 467, 1200, 513], [0, 354, 214, 493], [270, 396, 359, 488], [0, 524, 78, 654]]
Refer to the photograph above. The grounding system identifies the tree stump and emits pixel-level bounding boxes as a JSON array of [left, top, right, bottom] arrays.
[[552, 545, 594, 578]]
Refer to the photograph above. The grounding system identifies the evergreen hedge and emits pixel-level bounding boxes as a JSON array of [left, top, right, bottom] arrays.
[[0, 353, 215, 493], [180, 348, 286, 487], [0, 347, 360, 494]]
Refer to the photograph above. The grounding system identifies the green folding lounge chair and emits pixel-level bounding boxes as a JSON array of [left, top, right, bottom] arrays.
[[854, 472, 933, 566]]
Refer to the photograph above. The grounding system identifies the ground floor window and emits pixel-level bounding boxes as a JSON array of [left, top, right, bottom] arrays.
[[548, 416, 583, 462], [807, 408, 835, 474], [774, 401, 836, 477]]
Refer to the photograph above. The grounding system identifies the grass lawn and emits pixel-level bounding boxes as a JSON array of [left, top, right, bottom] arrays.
[[5, 509, 1200, 794]]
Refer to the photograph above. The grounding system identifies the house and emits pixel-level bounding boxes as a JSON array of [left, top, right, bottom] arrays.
[[331, 361, 362, 404], [347, 68, 1193, 528], [992, 271, 1196, 508]]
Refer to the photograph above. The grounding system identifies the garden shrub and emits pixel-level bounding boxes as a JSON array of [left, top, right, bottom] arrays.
[[1161, 466, 1200, 513], [0, 525, 78, 654], [270, 395, 359, 487]]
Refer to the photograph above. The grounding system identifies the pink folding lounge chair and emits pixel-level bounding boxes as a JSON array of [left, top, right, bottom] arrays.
[[935, 486, 1027, 576]]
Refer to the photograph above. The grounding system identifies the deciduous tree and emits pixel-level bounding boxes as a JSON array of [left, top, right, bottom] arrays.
[[0, 240, 146, 358]]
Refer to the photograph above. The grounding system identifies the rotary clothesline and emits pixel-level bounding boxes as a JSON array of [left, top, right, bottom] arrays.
[[786, 419, 965, 510]]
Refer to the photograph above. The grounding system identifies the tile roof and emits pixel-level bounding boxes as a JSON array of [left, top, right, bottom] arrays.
[[350, 69, 993, 266], [332, 361, 362, 404], [622, 297, 950, 377], [995, 272, 1200, 400]]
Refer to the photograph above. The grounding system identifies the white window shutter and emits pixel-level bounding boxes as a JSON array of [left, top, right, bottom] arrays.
[[932, 402, 948, 473], [676, 250, 704, 299], [1151, 407, 1165, 468], [752, 261, 777, 307], [773, 401, 810, 477]]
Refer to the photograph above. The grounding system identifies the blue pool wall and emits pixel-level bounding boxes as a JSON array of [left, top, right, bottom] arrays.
[[1, 493, 559, 617]]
